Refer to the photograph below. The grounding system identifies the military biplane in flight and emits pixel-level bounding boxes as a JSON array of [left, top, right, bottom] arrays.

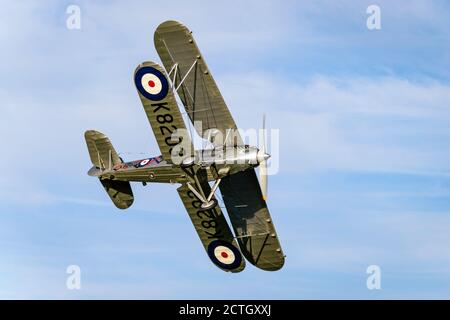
[[84, 21, 284, 272]]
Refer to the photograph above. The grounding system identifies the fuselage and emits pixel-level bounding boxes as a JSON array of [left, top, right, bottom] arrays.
[[88, 145, 266, 184]]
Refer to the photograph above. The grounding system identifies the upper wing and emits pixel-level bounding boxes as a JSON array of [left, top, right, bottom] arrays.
[[154, 20, 243, 146], [219, 168, 285, 271], [177, 169, 245, 273], [134, 61, 193, 163]]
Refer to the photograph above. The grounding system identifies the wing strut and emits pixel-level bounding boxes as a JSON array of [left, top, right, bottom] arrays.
[[165, 60, 198, 105]]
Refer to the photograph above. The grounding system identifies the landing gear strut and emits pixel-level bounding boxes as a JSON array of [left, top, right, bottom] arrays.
[[182, 160, 228, 210], [186, 178, 221, 210]]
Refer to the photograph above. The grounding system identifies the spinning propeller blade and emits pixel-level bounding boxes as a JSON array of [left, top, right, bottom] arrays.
[[257, 114, 269, 201]]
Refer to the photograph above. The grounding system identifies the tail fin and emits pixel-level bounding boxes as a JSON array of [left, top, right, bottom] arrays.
[[85, 130, 122, 170], [84, 130, 134, 210]]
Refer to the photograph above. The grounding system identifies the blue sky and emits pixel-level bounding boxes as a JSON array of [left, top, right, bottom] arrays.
[[1, 0, 450, 299]]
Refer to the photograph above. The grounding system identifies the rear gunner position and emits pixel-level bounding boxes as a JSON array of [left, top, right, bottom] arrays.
[[84, 20, 284, 272]]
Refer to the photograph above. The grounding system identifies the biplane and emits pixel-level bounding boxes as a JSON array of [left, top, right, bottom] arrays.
[[84, 20, 284, 272]]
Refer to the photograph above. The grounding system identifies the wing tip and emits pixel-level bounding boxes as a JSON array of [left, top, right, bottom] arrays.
[[154, 20, 190, 49], [155, 20, 186, 32], [258, 256, 285, 272], [134, 61, 169, 78], [84, 129, 104, 138]]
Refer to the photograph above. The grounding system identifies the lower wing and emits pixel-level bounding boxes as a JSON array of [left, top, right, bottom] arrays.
[[177, 169, 245, 272], [219, 168, 285, 271]]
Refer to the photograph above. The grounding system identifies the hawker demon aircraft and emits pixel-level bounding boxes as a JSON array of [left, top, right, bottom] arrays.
[[84, 21, 284, 272]]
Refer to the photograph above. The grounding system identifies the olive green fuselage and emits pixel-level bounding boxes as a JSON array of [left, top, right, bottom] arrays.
[[88, 146, 260, 184]]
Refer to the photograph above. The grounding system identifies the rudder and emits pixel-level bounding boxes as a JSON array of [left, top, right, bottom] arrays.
[[84, 130, 122, 170]]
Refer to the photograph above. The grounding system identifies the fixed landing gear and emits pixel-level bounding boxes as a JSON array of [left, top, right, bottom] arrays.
[[180, 156, 196, 168], [186, 178, 221, 210], [200, 198, 218, 210], [181, 159, 227, 211]]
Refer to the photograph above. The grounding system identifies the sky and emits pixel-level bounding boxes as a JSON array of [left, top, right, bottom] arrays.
[[1, 0, 450, 299]]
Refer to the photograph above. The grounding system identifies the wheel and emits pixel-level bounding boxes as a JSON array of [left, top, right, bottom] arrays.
[[180, 156, 195, 168], [201, 199, 218, 210]]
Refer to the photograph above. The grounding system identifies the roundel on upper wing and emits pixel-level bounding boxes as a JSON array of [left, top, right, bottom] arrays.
[[207, 240, 242, 270], [134, 66, 169, 101]]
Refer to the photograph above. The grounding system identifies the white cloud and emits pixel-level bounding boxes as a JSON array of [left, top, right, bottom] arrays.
[[219, 72, 450, 173]]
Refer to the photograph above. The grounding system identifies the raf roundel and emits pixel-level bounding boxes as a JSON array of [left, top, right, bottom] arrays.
[[207, 240, 242, 270], [134, 66, 169, 101], [138, 158, 151, 167]]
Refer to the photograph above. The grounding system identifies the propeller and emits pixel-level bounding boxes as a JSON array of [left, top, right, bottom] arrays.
[[257, 114, 270, 201]]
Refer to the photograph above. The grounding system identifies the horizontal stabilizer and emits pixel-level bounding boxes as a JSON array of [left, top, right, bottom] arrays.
[[100, 178, 134, 210]]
